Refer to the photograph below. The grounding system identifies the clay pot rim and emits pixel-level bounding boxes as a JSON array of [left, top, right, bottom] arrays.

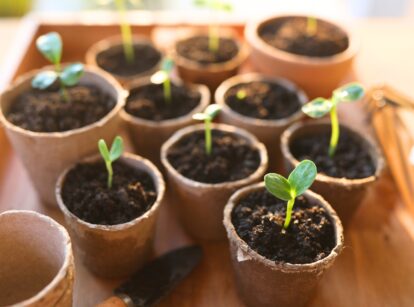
[[0, 64, 127, 138], [0, 210, 73, 305], [223, 182, 344, 273], [280, 120, 385, 187], [120, 76, 210, 128], [161, 123, 268, 189], [55, 152, 165, 232], [85, 35, 163, 82], [215, 72, 308, 127], [245, 14, 358, 66]]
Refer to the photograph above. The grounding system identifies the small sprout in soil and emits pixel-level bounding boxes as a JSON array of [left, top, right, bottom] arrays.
[[306, 16, 317, 36], [32, 32, 84, 102], [302, 82, 365, 157], [236, 89, 247, 100], [264, 160, 317, 229], [150, 57, 174, 103], [98, 136, 124, 189], [192, 104, 221, 155], [115, 0, 134, 63]]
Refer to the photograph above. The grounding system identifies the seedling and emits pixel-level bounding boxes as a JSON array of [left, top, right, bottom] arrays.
[[236, 89, 247, 100], [264, 160, 317, 229], [32, 32, 84, 102], [306, 16, 317, 36], [193, 0, 233, 52], [115, 0, 134, 63], [302, 83, 364, 157], [98, 136, 124, 189], [192, 104, 221, 155], [150, 57, 174, 103]]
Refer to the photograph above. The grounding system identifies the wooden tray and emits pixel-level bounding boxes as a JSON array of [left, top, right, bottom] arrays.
[[1, 12, 414, 307]]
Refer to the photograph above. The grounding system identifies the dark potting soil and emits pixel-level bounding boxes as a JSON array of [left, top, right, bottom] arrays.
[[176, 35, 239, 64], [290, 130, 376, 179], [62, 161, 157, 225], [232, 189, 336, 264], [6, 85, 115, 133], [167, 130, 261, 183], [225, 81, 302, 120], [96, 43, 161, 76], [125, 83, 201, 121], [259, 17, 349, 57]]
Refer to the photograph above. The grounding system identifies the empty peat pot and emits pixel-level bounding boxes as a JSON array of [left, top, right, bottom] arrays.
[[0, 210, 74, 307], [223, 183, 344, 307], [86, 35, 162, 85], [161, 123, 268, 240], [245, 15, 358, 98], [120, 77, 210, 167], [216, 73, 307, 170], [0, 65, 126, 206], [281, 121, 384, 227], [56, 153, 165, 278]]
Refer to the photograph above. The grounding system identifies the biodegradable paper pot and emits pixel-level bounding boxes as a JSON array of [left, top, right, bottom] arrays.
[[0, 210, 74, 307], [120, 77, 210, 167], [161, 123, 268, 241], [281, 121, 384, 227], [216, 73, 307, 171], [223, 183, 344, 307], [85, 35, 162, 86], [245, 15, 358, 98], [56, 153, 165, 278], [0, 66, 126, 206]]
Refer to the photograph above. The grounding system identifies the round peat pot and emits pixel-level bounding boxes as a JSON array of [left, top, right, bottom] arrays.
[[0, 65, 126, 207], [223, 183, 344, 307], [216, 73, 307, 171], [161, 123, 268, 241], [86, 35, 162, 86], [0, 210, 74, 307], [120, 77, 210, 167], [245, 15, 358, 98], [56, 153, 165, 278], [281, 121, 384, 227]]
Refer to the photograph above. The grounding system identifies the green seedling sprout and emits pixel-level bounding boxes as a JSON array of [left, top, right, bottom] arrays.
[[302, 83, 365, 157], [264, 160, 317, 229], [32, 32, 84, 102], [306, 16, 317, 36], [236, 89, 247, 100], [115, 0, 134, 63], [98, 136, 124, 189], [150, 57, 174, 103], [192, 104, 221, 155]]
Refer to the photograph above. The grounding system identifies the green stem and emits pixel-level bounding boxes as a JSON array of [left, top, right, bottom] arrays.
[[208, 24, 219, 53], [115, 0, 134, 63], [205, 118, 212, 155], [329, 105, 339, 157], [106, 161, 113, 189], [283, 198, 295, 229], [306, 16, 317, 36], [60, 85, 70, 103], [163, 78, 171, 104]]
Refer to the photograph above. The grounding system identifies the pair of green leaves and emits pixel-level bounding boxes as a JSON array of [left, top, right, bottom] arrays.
[[98, 136, 124, 189], [193, 0, 233, 11], [193, 104, 221, 155], [150, 57, 174, 85]]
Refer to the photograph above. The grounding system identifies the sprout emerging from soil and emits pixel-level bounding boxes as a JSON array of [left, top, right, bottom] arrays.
[[264, 160, 317, 229], [115, 0, 134, 63], [98, 136, 124, 189], [306, 16, 317, 36], [32, 32, 84, 102], [236, 89, 247, 100], [150, 57, 174, 103], [192, 104, 221, 155], [302, 83, 365, 157]]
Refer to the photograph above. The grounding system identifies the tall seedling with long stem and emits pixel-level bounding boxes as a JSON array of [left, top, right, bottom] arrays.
[[192, 104, 221, 155], [115, 0, 134, 63]]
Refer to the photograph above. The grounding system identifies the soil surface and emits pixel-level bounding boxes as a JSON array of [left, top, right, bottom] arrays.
[[96, 43, 161, 76], [232, 189, 336, 264], [7, 85, 115, 132], [259, 16, 349, 57], [225, 81, 302, 119], [176, 35, 239, 64], [167, 130, 260, 183], [290, 129, 376, 179], [125, 83, 201, 121], [62, 161, 157, 225]]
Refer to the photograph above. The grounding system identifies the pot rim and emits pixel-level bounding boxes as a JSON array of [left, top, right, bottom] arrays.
[[55, 152, 165, 232], [161, 123, 268, 189], [223, 182, 344, 273]]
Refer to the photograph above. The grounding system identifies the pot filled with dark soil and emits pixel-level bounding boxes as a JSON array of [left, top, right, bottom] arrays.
[[245, 15, 358, 98], [161, 123, 268, 240], [216, 73, 307, 170], [56, 152, 165, 278]]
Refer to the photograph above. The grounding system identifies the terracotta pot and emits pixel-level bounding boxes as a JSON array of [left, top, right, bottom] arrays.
[[161, 123, 268, 241], [120, 77, 210, 167], [173, 29, 249, 92], [223, 183, 344, 307], [245, 15, 358, 98], [56, 153, 165, 278], [280, 121, 384, 227], [0, 210, 74, 307], [86, 35, 162, 86], [0, 65, 126, 207], [216, 73, 307, 171]]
